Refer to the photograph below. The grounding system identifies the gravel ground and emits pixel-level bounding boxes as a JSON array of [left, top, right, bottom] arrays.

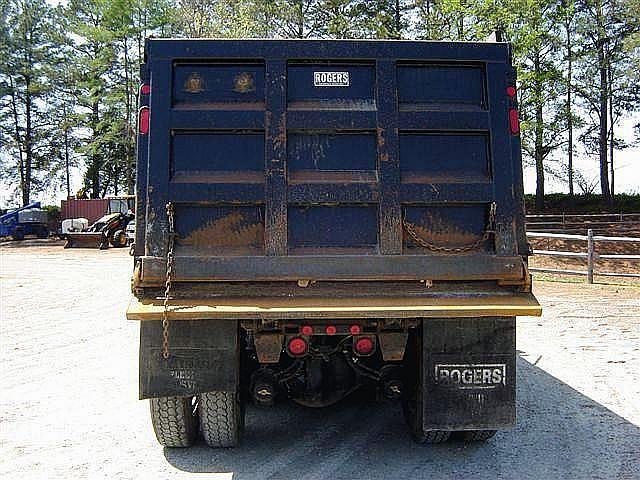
[[1, 243, 639, 480]]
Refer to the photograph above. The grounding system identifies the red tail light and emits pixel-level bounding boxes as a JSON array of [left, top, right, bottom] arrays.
[[325, 325, 337, 335], [140, 84, 151, 95], [349, 324, 361, 335], [138, 107, 150, 135], [509, 108, 520, 135], [506, 86, 516, 98], [354, 337, 375, 356], [301, 325, 314, 336], [287, 337, 307, 356]]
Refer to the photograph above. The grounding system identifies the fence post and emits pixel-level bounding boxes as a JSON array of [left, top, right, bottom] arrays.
[[587, 228, 594, 284]]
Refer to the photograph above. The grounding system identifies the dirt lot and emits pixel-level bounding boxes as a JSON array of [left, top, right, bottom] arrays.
[[1, 243, 639, 480]]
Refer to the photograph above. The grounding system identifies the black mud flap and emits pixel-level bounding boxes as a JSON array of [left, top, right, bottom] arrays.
[[139, 320, 238, 399], [422, 317, 515, 430]]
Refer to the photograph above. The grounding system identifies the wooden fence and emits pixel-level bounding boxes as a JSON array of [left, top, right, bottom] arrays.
[[527, 230, 640, 283], [525, 213, 640, 235]]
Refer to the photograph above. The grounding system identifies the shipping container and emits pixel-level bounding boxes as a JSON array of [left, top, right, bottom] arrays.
[[127, 39, 541, 448], [61, 199, 108, 224]]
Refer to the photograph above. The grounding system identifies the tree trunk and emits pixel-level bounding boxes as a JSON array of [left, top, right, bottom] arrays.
[[89, 98, 101, 198], [63, 104, 71, 198], [124, 37, 135, 195], [565, 12, 574, 196], [8, 77, 26, 205], [296, 0, 304, 38], [534, 50, 545, 210], [608, 63, 614, 196], [596, 0, 611, 199], [23, 74, 32, 206], [395, 0, 401, 38]]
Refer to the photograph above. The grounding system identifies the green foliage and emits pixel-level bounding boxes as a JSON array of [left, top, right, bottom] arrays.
[[0, 0, 637, 205], [524, 193, 640, 213], [0, 0, 65, 205]]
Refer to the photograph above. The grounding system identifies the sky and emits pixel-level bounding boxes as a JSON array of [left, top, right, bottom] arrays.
[[522, 116, 639, 195]]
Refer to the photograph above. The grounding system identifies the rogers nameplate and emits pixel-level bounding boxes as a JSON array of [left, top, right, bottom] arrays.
[[434, 364, 507, 389], [314, 71, 350, 87]]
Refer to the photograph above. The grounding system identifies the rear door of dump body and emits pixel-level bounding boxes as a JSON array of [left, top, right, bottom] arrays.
[[136, 39, 528, 286]]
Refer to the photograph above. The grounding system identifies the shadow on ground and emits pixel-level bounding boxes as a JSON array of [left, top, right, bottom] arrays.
[[164, 356, 640, 479]]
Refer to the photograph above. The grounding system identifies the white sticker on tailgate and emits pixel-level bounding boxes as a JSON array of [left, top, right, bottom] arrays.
[[314, 71, 349, 87]]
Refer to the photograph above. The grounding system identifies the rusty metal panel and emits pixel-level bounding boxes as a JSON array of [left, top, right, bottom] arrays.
[[397, 63, 486, 108], [403, 205, 491, 254], [172, 63, 265, 107], [288, 206, 378, 254], [138, 254, 525, 284], [171, 131, 264, 177], [60, 199, 108, 224], [288, 131, 376, 173], [174, 205, 264, 256], [399, 133, 490, 182], [287, 62, 375, 107], [137, 39, 529, 286]]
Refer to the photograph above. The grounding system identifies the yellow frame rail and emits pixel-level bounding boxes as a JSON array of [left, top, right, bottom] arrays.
[[127, 294, 542, 321]]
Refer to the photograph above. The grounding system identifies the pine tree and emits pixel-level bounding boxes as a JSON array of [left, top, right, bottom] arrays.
[[0, 0, 63, 205]]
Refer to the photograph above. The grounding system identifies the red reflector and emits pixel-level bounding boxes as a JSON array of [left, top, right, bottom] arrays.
[[288, 337, 307, 356], [349, 324, 361, 335], [138, 107, 150, 135], [325, 325, 337, 335], [301, 325, 313, 336], [140, 84, 151, 95], [506, 86, 516, 98], [509, 108, 520, 134], [354, 337, 374, 356]]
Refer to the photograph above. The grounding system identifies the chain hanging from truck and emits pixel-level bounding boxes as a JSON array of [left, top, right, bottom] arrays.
[[403, 202, 496, 254], [161, 202, 176, 359]]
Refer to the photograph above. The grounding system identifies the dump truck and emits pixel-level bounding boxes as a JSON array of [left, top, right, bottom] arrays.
[[127, 39, 541, 448]]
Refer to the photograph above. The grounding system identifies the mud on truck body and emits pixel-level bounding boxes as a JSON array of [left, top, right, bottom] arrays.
[[127, 39, 541, 448]]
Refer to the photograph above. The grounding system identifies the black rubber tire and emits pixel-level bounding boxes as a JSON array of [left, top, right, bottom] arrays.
[[12, 227, 24, 241], [149, 396, 198, 448], [402, 394, 451, 444], [414, 430, 452, 444], [198, 391, 243, 448], [455, 430, 497, 442], [110, 229, 127, 248]]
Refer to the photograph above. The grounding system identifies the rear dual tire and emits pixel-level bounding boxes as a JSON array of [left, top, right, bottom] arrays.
[[403, 393, 496, 444], [453, 430, 497, 442], [402, 329, 496, 444], [198, 391, 244, 448], [150, 391, 243, 448], [149, 396, 198, 448]]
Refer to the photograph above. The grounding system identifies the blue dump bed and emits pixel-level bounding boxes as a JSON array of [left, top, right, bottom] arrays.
[[131, 39, 537, 310]]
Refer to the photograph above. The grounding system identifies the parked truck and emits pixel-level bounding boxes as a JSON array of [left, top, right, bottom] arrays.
[[0, 202, 49, 240], [127, 39, 541, 448]]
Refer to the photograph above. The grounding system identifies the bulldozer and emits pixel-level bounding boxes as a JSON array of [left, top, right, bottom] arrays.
[[64, 196, 134, 249]]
